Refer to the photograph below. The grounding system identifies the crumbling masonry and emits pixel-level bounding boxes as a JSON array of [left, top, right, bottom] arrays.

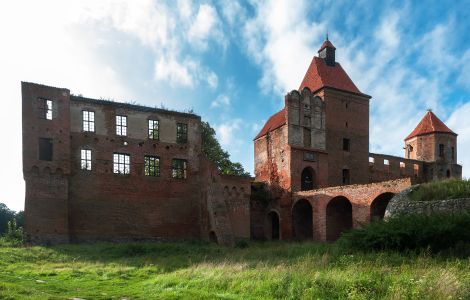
[[22, 38, 462, 244]]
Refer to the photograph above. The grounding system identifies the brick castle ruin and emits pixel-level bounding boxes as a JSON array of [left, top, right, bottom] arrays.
[[22, 39, 462, 244]]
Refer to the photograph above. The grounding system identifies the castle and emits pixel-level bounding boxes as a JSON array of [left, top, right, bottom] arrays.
[[22, 39, 462, 244]]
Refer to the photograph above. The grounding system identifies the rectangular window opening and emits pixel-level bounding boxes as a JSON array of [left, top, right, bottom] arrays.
[[176, 123, 188, 143], [82, 111, 95, 132], [342, 169, 350, 185], [38, 138, 53, 161], [116, 115, 127, 136], [81, 149, 92, 170], [439, 144, 445, 157], [144, 155, 160, 176], [400, 162, 405, 168], [38, 98, 53, 120], [172, 159, 187, 179], [414, 164, 419, 178], [113, 153, 130, 174], [369, 157, 375, 164], [343, 138, 350, 151], [148, 120, 160, 140]]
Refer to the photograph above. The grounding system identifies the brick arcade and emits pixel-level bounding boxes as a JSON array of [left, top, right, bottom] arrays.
[[22, 38, 462, 245]]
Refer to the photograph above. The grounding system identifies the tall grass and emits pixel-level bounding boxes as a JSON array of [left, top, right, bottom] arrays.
[[408, 178, 470, 201], [0, 240, 469, 299]]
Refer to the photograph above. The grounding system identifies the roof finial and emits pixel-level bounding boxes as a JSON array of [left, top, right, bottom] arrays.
[[427, 108, 433, 112], [326, 30, 329, 41]]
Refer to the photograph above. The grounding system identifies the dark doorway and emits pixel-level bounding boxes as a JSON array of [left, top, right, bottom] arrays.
[[446, 170, 451, 178], [266, 211, 280, 240], [209, 231, 218, 244], [301, 167, 315, 191], [370, 192, 395, 221], [326, 196, 352, 241], [292, 199, 313, 240]]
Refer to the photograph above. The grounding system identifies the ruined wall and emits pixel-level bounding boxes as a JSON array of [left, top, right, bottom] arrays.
[[319, 88, 370, 186], [23, 82, 254, 244], [368, 153, 424, 184], [22, 82, 71, 244], [385, 187, 470, 218]]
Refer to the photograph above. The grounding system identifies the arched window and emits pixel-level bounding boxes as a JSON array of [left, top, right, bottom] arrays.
[[301, 167, 315, 191]]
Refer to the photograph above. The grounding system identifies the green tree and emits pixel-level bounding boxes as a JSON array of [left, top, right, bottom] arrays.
[[201, 121, 250, 177], [0, 203, 16, 235]]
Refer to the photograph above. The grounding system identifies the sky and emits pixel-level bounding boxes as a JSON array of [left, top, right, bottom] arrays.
[[1, 0, 470, 211]]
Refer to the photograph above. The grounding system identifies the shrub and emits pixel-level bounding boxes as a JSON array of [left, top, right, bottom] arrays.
[[408, 178, 470, 202], [1, 218, 23, 246], [338, 212, 470, 255]]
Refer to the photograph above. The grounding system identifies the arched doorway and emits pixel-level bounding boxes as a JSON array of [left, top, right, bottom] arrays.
[[292, 199, 313, 240], [370, 192, 395, 221], [301, 167, 315, 191], [266, 211, 280, 240], [326, 196, 352, 241]]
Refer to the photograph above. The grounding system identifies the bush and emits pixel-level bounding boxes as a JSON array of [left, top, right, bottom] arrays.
[[1, 218, 23, 246], [408, 178, 470, 201], [338, 212, 470, 255]]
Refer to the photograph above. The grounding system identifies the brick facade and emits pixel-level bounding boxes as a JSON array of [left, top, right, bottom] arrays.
[[23, 39, 463, 244]]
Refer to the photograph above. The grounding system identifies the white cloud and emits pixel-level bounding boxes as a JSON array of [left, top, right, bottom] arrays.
[[154, 56, 195, 87], [211, 95, 230, 108], [215, 119, 243, 147], [242, 0, 325, 96], [446, 102, 470, 173], [188, 4, 224, 50], [207, 72, 219, 89]]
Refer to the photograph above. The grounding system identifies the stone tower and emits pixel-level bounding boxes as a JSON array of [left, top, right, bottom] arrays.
[[404, 110, 461, 180]]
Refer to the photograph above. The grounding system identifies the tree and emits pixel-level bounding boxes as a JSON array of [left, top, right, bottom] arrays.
[[201, 121, 250, 177], [0, 203, 16, 234]]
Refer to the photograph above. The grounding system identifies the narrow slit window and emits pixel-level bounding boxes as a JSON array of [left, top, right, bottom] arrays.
[[414, 164, 419, 178], [343, 138, 350, 151], [83, 111, 95, 132], [172, 159, 187, 179], [116, 115, 127, 136], [148, 120, 159, 140], [342, 169, 350, 184], [38, 98, 53, 120], [176, 123, 188, 143], [113, 153, 130, 174], [81, 149, 92, 170], [439, 144, 445, 157]]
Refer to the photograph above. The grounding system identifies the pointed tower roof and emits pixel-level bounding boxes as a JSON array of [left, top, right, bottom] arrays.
[[299, 39, 368, 96], [318, 39, 336, 52], [405, 111, 456, 140]]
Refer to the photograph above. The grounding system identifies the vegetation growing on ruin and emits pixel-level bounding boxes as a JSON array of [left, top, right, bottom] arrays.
[[339, 212, 470, 255], [408, 178, 470, 202], [201, 121, 250, 176], [0, 240, 469, 299]]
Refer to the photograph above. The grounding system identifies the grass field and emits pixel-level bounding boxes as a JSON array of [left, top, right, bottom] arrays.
[[0, 241, 469, 299]]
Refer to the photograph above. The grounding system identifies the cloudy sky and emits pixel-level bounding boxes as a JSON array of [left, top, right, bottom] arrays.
[[2, 0, 470, 211]]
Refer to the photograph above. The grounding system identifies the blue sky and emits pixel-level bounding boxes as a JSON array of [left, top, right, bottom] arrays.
[[1, 0, 470, 211]]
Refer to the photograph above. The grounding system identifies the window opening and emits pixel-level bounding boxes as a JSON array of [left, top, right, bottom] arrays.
[[82, 111, 95, 132], [38, 98, 53, 120], [113, 153, 130, 174], [38, 138, 53, 161], [116, 115, 127, 136], [176, 123, 188, 143], [343, 138, 350, 151], [172, 159, 187, 179], [148, 120, 159, 140], [342, 169, 350, 184], [81, 149, 92, 170], [144, 155, 160, 176]]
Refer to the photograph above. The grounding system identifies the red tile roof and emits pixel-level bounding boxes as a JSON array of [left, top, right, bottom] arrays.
[[299, 57, 362, 94], [254, 108, 286, 140], [405, 111, 456, 140], [318, 39, 336, 52]]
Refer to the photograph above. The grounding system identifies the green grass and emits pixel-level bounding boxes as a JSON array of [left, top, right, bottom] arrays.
[[408, 178, 470, 202], [0, 241, 469, 299]]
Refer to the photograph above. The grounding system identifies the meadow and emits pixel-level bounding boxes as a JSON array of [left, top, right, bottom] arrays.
[[0, 240, 469, 299]]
